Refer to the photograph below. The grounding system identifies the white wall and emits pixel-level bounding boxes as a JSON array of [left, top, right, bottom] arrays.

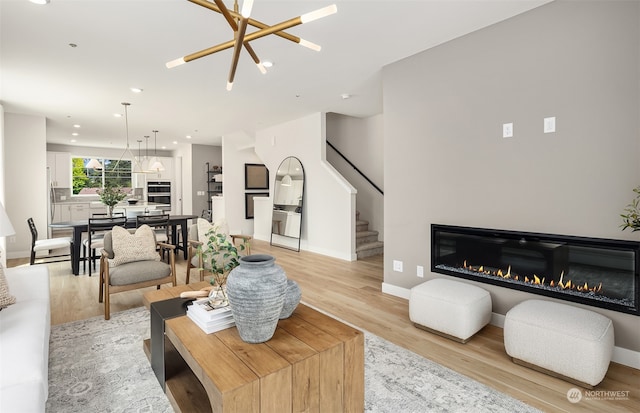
[[382, 1, 640, 352], [173, 143, 194, 218], [255, 113, 356, 260], [0, 104, 6, 265], [221, 131, 263, 236], [4, 113, 48, 258], [326, 113, 384, 240]]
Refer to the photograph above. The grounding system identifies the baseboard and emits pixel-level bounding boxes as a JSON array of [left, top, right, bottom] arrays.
[[382, 282, 410, 299], [383, 284, 640, 370]]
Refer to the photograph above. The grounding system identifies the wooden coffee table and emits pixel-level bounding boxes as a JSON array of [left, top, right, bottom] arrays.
[[144, 284, 364, 413]]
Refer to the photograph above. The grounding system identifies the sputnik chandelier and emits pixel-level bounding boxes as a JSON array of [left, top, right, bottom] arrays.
[[167, 0, 337, 90]]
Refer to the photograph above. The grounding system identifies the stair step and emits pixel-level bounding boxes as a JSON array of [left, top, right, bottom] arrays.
[[356, 219, 369, 232], [356, 241, 384, 259], [356, 230, 379, 246]]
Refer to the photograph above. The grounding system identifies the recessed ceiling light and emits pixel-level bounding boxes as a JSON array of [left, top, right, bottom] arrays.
[[172, 141, 178, 145], [30, 0, 50, 4], [68, 43, 77, 48], [114, 113, 122, 117], [70, 139, 77, 143], [73, 124, 81, 128], [341, 93, 351, 100], [130, 87, 143, 93], [262, 60, 274, 68], [161, 146, 167, 150], [186, 135, 192, 139], [71, 132, 79, 136]]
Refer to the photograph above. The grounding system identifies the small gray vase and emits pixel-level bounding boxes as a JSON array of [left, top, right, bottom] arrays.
[[280, 279, 301, 319], [226, 254, 287, 343]]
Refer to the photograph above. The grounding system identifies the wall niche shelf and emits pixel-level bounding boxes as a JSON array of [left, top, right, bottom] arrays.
[[206, 162, 222, 220]]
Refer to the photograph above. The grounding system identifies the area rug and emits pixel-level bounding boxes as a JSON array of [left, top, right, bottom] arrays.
[[46, 307, 541, 413]]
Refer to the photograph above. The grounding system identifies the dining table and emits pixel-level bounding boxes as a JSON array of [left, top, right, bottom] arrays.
[[50, 214, 198, 276]]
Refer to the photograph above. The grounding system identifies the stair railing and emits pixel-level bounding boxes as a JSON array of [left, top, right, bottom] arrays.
[[327, 140, 383, 195]]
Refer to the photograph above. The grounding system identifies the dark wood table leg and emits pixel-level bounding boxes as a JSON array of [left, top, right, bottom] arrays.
[[72, 226, 82, 275]]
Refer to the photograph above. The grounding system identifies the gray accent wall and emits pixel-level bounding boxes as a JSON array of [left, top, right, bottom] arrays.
[[383, 1, 639, 350], [191, 144, 222, 217]]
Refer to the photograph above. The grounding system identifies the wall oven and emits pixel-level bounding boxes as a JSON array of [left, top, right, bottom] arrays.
[[147, 180, 171, 210]]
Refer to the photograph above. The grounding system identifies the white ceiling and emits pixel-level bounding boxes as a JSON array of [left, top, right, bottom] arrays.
[[0, 0, 550, 150]]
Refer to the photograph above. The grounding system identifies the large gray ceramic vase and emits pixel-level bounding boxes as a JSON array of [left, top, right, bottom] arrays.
[[226, 254, 287, 343]]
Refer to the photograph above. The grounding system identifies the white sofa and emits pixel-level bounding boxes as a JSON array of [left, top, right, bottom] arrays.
[[0, 265, 51, 413]]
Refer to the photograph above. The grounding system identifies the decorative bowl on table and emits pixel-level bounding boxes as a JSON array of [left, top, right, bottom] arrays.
[[127, 199, 139, 205]]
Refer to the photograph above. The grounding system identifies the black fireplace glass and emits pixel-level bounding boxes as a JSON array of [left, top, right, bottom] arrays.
[[431, 224, 639, 316]]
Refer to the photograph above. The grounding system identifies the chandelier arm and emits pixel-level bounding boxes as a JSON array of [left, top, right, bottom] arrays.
[[210, 0, 263, 70], [188, 0, 301, 44], [174, 16, 304, 65], [243, 42, 260, 65], [228, 17, 248, 90], [212, 0, 237, 29]]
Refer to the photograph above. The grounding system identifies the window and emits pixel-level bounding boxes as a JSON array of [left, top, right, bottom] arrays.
[[72, 157, 132, 195]]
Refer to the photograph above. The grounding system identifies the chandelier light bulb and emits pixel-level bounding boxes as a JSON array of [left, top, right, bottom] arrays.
[[300, 4, 337, 24], [166, 57, 186, 68], [298, 39, 321, 51], [241, 0, 254, 18]]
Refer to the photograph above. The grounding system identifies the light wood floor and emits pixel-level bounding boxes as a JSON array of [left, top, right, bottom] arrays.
[[9, 240, 639, 412]]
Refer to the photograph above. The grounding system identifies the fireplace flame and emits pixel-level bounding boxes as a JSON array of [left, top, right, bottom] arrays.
[[460, 260, 604, 295]]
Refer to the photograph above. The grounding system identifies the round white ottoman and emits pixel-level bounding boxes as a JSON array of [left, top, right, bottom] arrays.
[[409, 278, 492, 343], [504, 299, 614, 388]]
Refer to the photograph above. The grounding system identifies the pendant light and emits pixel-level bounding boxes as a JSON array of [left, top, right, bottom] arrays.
[[281, 158, 292, 186], [149, 130, 165, 172], [86, 158, 103, 170], [113, 102, 146, 174]]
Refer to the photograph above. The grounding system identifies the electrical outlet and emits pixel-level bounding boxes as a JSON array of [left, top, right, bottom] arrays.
[[502, 122, 513, 138], [393, 260, 403, 272], [60, 195, 66, 201], [544, 116, 556, 133], [417, 265, 424, 278]]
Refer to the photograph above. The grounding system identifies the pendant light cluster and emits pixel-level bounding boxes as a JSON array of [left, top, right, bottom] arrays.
[[167, 0, 337, 90], [84, 103, 165, 174]]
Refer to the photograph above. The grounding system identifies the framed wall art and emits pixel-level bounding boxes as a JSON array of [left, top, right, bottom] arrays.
[[245, 163, 269, 190], [245, 192, 269, 219]]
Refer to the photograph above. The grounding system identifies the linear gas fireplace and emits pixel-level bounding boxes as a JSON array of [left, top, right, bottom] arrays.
[[431, 224, 639, 316]]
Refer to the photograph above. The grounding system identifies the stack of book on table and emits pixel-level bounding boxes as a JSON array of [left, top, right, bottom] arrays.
[[187, 298, 235, 334]]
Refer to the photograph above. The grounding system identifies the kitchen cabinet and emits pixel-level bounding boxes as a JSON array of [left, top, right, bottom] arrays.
[[284, 212, 301, 237], [47, 152, 71, 188], [52, 203, 90, 222]]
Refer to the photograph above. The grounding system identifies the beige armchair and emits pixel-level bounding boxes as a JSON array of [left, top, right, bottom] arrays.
[[99, 225, 176, 319], [186, 219, 251, 284]]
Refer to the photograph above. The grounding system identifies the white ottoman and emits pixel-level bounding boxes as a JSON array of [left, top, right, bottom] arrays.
[[409, 278, 492, 343], [504, 299, 614, 388]]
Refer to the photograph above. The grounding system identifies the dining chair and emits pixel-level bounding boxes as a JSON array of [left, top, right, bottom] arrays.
[[27, 217, 72, 265], [83, 215, 127, 276], [82, 212, 125, 274], [136, 214, 170, 243]]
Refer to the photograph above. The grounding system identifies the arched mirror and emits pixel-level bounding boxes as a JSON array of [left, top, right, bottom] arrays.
[[271, 157, 304, 251]]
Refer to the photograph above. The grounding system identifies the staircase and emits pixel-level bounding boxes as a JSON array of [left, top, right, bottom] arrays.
[[355, 212, 383, 259]]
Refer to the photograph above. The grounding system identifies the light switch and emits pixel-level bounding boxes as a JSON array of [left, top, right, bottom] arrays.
[[544, 117, 556, 133], [502, 123, 513, 138], [393, 260, 403, 272]]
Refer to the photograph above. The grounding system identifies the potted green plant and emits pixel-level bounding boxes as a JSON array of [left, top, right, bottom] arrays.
[[620, 186, 640, 231], [97, 185, 127, 217], [198, 227, 249, 302]]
